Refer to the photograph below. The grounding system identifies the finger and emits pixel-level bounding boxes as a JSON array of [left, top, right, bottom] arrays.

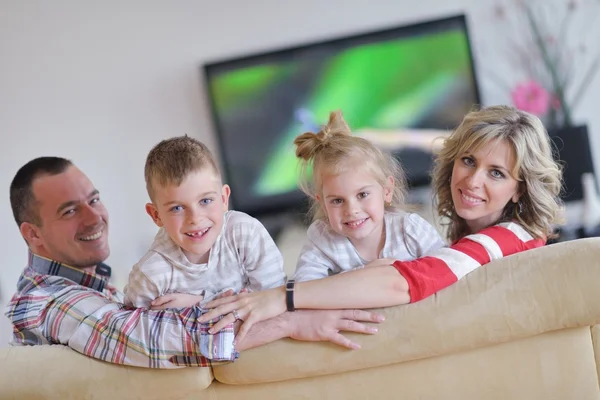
[[325, 332, 361, 350], [208, 313, 236, 334], [340, 309, 385, 323], [199, 302, 240, 322], [150, 301, 172, 310], [151, 294, 174, 306], [234, 318, 255, 345], [336, 319, 378, 335], [205, 294, 240, 308]]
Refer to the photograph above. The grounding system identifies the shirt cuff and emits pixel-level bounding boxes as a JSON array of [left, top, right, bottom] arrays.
[[199, 312, 239, 361]]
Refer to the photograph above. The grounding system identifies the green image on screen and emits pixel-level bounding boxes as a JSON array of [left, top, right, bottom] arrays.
[[206, 16, 478, 214]]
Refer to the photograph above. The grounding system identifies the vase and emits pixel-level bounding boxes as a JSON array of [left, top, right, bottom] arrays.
[[548, 124, 595, 202]]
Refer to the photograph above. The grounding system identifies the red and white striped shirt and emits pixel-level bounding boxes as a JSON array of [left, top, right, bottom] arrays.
[[393, 222, 545, 303]]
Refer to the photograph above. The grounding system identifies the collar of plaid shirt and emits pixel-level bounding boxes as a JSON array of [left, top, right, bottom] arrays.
[[27, 251, 110, 293]]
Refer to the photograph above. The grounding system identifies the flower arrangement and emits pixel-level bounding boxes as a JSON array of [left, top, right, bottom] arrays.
[[493, 0, 600, 128]]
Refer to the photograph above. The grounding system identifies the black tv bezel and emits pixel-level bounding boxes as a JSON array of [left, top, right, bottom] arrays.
[[202, 13, 481, 218]]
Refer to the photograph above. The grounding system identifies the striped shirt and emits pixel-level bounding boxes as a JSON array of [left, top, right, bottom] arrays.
[[394, 222, 545, 302], [294, 212, 446, 282], [124, 210, 286, 308], [5, 252, 237, 368]]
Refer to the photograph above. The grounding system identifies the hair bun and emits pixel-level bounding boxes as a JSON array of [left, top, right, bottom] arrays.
[[294, 110, 351, 161]]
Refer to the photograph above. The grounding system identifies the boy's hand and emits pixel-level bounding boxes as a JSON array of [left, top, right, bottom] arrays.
[[150, 293, 204, 310], [212, 288, 249, 301]]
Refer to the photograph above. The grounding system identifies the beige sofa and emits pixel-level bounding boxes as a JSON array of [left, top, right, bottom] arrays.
[[2, 238, 600, 400]]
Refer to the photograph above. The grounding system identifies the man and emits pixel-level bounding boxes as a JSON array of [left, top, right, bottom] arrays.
[[5, 157, 383, 368]]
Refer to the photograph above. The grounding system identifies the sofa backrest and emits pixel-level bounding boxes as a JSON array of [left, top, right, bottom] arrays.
[[214, 238, 600, 385]]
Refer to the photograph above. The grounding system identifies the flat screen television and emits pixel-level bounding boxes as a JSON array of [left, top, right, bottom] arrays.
[[203, 14, 480, 222]]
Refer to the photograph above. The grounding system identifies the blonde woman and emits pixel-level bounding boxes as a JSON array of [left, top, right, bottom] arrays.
[[201, 105, 563, 346]]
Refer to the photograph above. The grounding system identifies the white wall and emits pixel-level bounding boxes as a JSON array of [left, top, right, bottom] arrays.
[[1, 0, 598, 347]]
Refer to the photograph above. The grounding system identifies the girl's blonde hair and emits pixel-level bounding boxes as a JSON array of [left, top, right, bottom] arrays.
[[294, 110, 407, 222], [432, 105, 564, 242]]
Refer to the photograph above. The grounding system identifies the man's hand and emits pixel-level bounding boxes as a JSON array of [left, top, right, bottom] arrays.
[[286, 309, 384, 349], [150, 293, 204, 310]]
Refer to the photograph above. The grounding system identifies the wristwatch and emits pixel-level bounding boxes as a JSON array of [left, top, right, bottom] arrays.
[[286, 279, 295, 312]]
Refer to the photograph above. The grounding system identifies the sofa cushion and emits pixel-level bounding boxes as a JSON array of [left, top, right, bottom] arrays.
[[214, 238, 600, 384], [0, 345, 214, 400]]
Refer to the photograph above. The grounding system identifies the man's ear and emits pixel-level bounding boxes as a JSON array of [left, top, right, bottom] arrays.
[[221, 184, 231, 211], [145, 203, 164, 227], [20, 222, 43, 248], [384, 176, 395, 203]]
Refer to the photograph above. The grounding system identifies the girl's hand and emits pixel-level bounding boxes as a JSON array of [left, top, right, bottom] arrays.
[[199, 286, 287, 344], [150, 293, 203, 310]]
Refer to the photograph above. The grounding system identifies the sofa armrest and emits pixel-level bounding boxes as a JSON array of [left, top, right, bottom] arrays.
[[214, 238, 600, 384]]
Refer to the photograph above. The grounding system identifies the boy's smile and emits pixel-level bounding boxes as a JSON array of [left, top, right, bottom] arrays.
[[146, 167, 230, 264]]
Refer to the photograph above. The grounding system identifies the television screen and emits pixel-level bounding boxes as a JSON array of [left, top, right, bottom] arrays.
[[204, 14, 480, 218]]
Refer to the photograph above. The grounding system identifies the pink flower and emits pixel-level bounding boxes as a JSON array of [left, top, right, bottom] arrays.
[[511, 80, 551, 116]]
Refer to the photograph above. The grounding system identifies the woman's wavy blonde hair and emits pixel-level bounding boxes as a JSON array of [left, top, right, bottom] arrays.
[[432, 105, 564, 243], [294, 110, 407, 222]]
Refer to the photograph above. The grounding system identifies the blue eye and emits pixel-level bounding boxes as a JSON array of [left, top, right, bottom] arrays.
[[170, 205, 183, 212], [461, 157, 475, 167], [490, 169, 505, 179], [200, 198, 213, 205], [357, 192, 369, 199], [331, 198, 343, 205]]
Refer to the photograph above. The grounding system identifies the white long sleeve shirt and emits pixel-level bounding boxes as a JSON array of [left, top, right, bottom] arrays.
[[124, 210, 286, 308], [294, 211, 446, 282]]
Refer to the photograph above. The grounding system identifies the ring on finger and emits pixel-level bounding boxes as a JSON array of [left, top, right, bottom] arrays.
[[232, 309, 243, 322]]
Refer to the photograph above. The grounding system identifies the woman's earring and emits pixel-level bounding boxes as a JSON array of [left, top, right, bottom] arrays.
[[517, 201, 524, 215]]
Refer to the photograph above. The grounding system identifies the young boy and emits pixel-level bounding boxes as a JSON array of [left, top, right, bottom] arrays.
[[124, 136, 286, 309]]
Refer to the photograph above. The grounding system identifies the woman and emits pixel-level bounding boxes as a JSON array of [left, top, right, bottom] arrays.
[[200, 105, 563, 344]]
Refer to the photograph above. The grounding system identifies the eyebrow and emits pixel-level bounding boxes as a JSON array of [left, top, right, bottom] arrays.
[[162, 191, 218, 206], [56, 189, 99, 215], [325, 185, 373, 198], [465, 154, 510, 173]]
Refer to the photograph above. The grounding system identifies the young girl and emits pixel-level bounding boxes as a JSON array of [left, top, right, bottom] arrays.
[[292, 110, 445, 282], [200, 105, 563, 343]]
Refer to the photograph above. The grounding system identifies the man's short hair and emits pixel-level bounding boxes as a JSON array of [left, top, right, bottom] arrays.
[[144, 135, 220, 200], [10, 157, 73, 227]]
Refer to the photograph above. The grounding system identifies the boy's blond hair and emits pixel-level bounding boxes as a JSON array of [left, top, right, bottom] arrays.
[[145, 135, 220, 201]]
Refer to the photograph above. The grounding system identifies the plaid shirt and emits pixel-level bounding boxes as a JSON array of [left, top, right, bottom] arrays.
[[4, 252, 237, 368]]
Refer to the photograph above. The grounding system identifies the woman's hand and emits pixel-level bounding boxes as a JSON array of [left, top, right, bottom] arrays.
[[199, 286, 287, 344], [150, 293, 203, 310]]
